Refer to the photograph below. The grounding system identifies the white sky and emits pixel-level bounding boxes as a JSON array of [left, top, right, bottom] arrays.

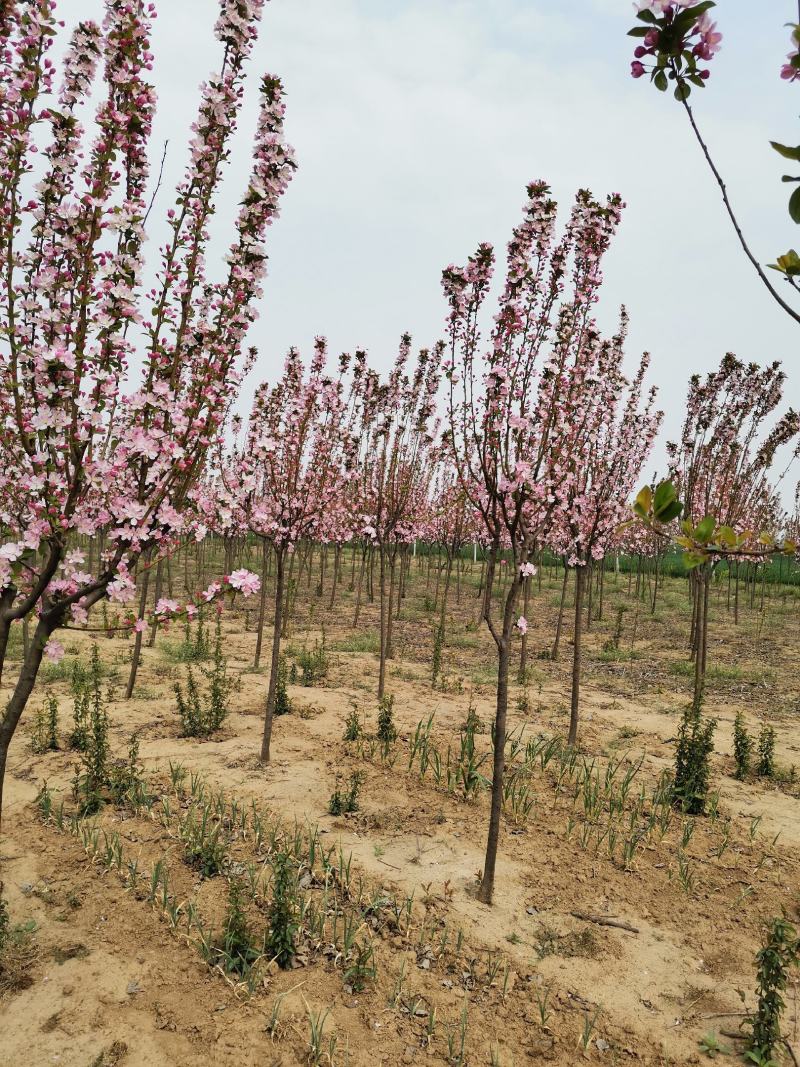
[[60, 0, 799, 500]]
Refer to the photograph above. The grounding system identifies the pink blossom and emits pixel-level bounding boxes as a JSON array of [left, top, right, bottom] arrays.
[[45, 639, 65, 662], [516, 617, 528, 635], [155, 598, 180, 616], [226, 568, 261, 595]]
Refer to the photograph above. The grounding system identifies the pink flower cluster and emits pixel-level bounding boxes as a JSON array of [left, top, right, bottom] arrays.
[[781, 24, 800, 83], [629, 2, 721, 91]]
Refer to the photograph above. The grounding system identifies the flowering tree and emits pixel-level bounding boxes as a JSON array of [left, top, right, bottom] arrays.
[[0, 0, 295, 828], [222, 340, 360, 762], [628, 1, 800, 325], [663, 354, 799, 709], [547, 317, 662, 746], [443, 180, 625, 904], [423, 463, 475, 685], [356, 336, 442, 699]]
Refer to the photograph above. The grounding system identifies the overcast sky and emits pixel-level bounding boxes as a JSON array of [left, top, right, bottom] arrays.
[[63, 0, 799, 498]]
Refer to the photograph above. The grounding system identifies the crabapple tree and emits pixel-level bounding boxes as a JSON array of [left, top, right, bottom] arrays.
[[0, 0, 294, 828]]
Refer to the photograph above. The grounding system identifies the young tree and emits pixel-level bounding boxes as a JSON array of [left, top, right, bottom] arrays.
[[0, 0, 295, 828], [665, 354, 799, 709], [547, 318, 662, 746], [443, 180, 625, 904], [223, 340, 360, 762], [356, 336, 442, 699]]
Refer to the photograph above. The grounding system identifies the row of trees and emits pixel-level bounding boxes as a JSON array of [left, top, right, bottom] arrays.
[[0, 0, 798, 906]]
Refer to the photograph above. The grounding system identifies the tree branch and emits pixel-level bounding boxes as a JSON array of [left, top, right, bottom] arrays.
[[679, 94, 800, 327]]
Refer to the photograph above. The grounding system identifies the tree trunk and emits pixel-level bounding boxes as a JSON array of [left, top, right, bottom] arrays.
[[125, 555, 152, 699], [478, 567, 521, 906], [260, 548, 286, 763], [567, 565, 585, 747], [147, 557, 165, 648], [518, 574, 531, 683], [551, 564, 569, 662], [328, 543, 341, 611], [0, 614, 59, 832], [352, 543, 368, 627], [378, 544, 388, 698], [692, 564, 710, 712], [253, 539, 270, 668]]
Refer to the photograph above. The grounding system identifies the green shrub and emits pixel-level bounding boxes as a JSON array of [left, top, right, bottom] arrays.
[[72, 644, 110, 814], [343, 703, 362, 742], [29, 694, 59, 753], [265, 852, 298, 970], [218, 879, 260, 978], [274, 654, 291, 716], [166, 612, 210, 663], [296, 631, 329, 687], [747, 916, 799, 1064], [174, 615, 231, 737], [329, 772, 362, 815], [733, 711, 753, 780], [109, 733, 147, 806], [673, 703, 716, 815], [377, 694, 397, 744], [757, 725, 776, 780]]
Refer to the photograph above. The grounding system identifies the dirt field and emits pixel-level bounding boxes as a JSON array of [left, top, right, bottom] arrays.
[[1, 553, 799, 1066]]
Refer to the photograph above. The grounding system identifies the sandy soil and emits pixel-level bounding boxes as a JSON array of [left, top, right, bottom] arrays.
[[1, 555, 799, 1066]]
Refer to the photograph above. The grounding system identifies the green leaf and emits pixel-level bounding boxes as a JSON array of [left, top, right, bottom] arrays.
[[655, 499, 683, 523], [635, 485, 653, 515], [716, 525, 737, 548], [654, 69, 668, 92], [770, 141, 800, 161], [636, 9, 657, 23], [781, 175, 800, 183], [627, 27, 650, 37], [768, 249, 800, 275], [674, 82, 691, 101], [653, 480, 676, 512], [790, 185, 800, 225], [694, 514, 715, 543], [683, 550, 708, 570]]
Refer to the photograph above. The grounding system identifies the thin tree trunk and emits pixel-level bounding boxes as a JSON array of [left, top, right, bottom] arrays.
[[147, 557, 165, 648], [254, 539, 270, 668], [551, 565, 569, 662], [567, 565, 585, 747], [518, 574, 531, 683], [125, 555, 152, 699], [260, 548, 286, 763], [352, 544, 368, 628], [378, 544, 388, 699], [478, 568, 521, 906]]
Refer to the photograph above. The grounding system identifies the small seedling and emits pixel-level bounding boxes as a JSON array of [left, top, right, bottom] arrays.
[[266, 851, 298, 970], [343, 702, 362, 742], [377, 693, 397, 743], [733, 711, 753, 780], [757, 725, 776, 780], [699, 1032, 730, 1058], [30, 694, 59, 753], [328, 772, 362, 816]]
